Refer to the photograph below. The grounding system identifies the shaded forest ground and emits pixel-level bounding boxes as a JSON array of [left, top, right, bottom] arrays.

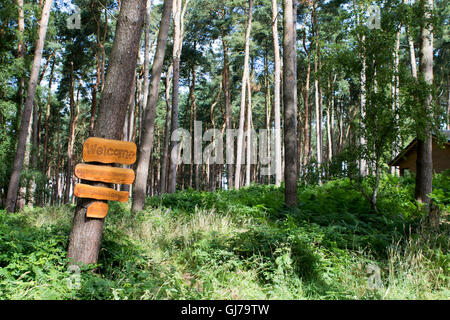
[[0, 173, 449, 299]]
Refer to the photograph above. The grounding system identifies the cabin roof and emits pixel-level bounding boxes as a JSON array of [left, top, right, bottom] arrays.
[[388, 130, 450, 166]]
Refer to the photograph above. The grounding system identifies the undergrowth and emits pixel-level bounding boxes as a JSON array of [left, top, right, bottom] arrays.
[[0, 173, 448, 299]]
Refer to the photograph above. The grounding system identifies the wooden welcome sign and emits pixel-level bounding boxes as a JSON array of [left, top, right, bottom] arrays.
[[83, 137, 136, 164], [74, 137, 137, 218]]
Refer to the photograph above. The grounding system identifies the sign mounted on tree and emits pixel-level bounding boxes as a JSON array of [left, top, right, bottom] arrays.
[[75, 164, 135, 184], [74, 137, 137, 218], [74, 184, 130, 202], [82, 137, 137, 165], [86, 201, 109, 219]]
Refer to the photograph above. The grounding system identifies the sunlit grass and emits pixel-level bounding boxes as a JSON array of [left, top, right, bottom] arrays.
[[0, 174, 448, 300]]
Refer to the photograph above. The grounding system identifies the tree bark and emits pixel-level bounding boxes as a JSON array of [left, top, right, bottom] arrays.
[[359, 34, 367, 176], [415, 0, 434, 206], [234, 0, 253, 190], [6, 0, 53, 213], [43, 56, 56, 181], [64, 62, 78, 204], [283, 0, 298, 207], [222, 38, 233, 189], [67, 0, 146, 265], [313, 3, 322, 182], [272, 0, 282, 186], [131, 0, 172, 211], [16, 0, 25, 131], [167, 0, 189, 194], [141, 0, 152, 115], [160, 65, 173, 195], [189, 64, 200, 190], [302, 29, 311, 166], [245, 72, 253, 186]]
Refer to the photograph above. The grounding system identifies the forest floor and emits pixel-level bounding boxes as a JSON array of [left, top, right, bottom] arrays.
[[0, 173, 449, 300]]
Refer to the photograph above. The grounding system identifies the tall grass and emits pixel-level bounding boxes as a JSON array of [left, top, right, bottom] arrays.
[[0, 174, 448, 300]]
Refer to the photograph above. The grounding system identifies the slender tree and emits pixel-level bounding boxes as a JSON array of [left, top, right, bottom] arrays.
[[272, 0, 282, 186], [160, 65, 173, 194], [132, 0, 173, 211], [234, 0, 253, 190], [282, 0, 298, 206], [415, 0, 434, 206], [167, 0, 189, 193], [6, 0, 53, 213]]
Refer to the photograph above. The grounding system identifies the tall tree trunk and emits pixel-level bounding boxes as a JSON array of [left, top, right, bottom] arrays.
[[264, 49, 271, 184], [405, 3, 418, 80], [65, 62, 78, 204], [16, 0, 25, 130], [326, 75, 335, 163], [302, 29, 311, 166], [313, 3, 322, 182], [359, 34, 367, 176], [131, 0, 172, 211], [141, 0, 152, 116], [234, 0, 253, 190], [43, 56, 56, 181], [6, 0, 53, 213], [160, 65, 173, 195], [272, 0, 282, 186], [189, 64, 200, 190], [245, 73, 253, 186], [167, 0, 189, 194], [53, 116, 61, 206], [392, 29, 401, 160], [415, 0, 434, 207], [283, 0, 298, 207], [222, 38, 233, 189], [67, 0, 146, 265]]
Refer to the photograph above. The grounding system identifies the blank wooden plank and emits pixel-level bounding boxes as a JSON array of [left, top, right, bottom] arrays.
[[74, 183, 129, 202], [86, 202, 109, 219], [83, 137, 137, 165], [75, 163, 135, 184]]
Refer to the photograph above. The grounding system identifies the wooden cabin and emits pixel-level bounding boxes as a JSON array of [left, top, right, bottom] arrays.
[[389, 131, 450, 176]]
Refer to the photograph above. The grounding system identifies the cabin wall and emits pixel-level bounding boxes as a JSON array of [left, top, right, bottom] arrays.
[[398, 142, 450, 175]]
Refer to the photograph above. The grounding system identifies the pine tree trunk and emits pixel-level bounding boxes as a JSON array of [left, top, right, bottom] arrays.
[[16, 0, 25, 130], [44, 56, 56, 182], [141, 0, 152, 115], [67, 0, 146, 265], [6, 0, 53, 213], [167, 0, 189, 194], [160, 65, 173, 195], [272, 0, 282, 186], [190, 64, 200, 190], [302, 35, 311, 166], [222, 38, 233, 189], [234, 0, 253, 190], [415, 0, 434, 207], [246, 74, 253, 186], [313, 3, 322, 182], [359, 34, 367, 176], [65, 62, 77, 204], [264, 50, 271, 184], [283, 0, 298, 207], [131, 0, 173, 211]]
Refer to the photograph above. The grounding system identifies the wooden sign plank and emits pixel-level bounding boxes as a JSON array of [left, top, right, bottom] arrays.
[[74, 183, 129, 202], [75, 163, 135, 185], [86, 202, 109, 219], [83, 137, 137, 165]]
